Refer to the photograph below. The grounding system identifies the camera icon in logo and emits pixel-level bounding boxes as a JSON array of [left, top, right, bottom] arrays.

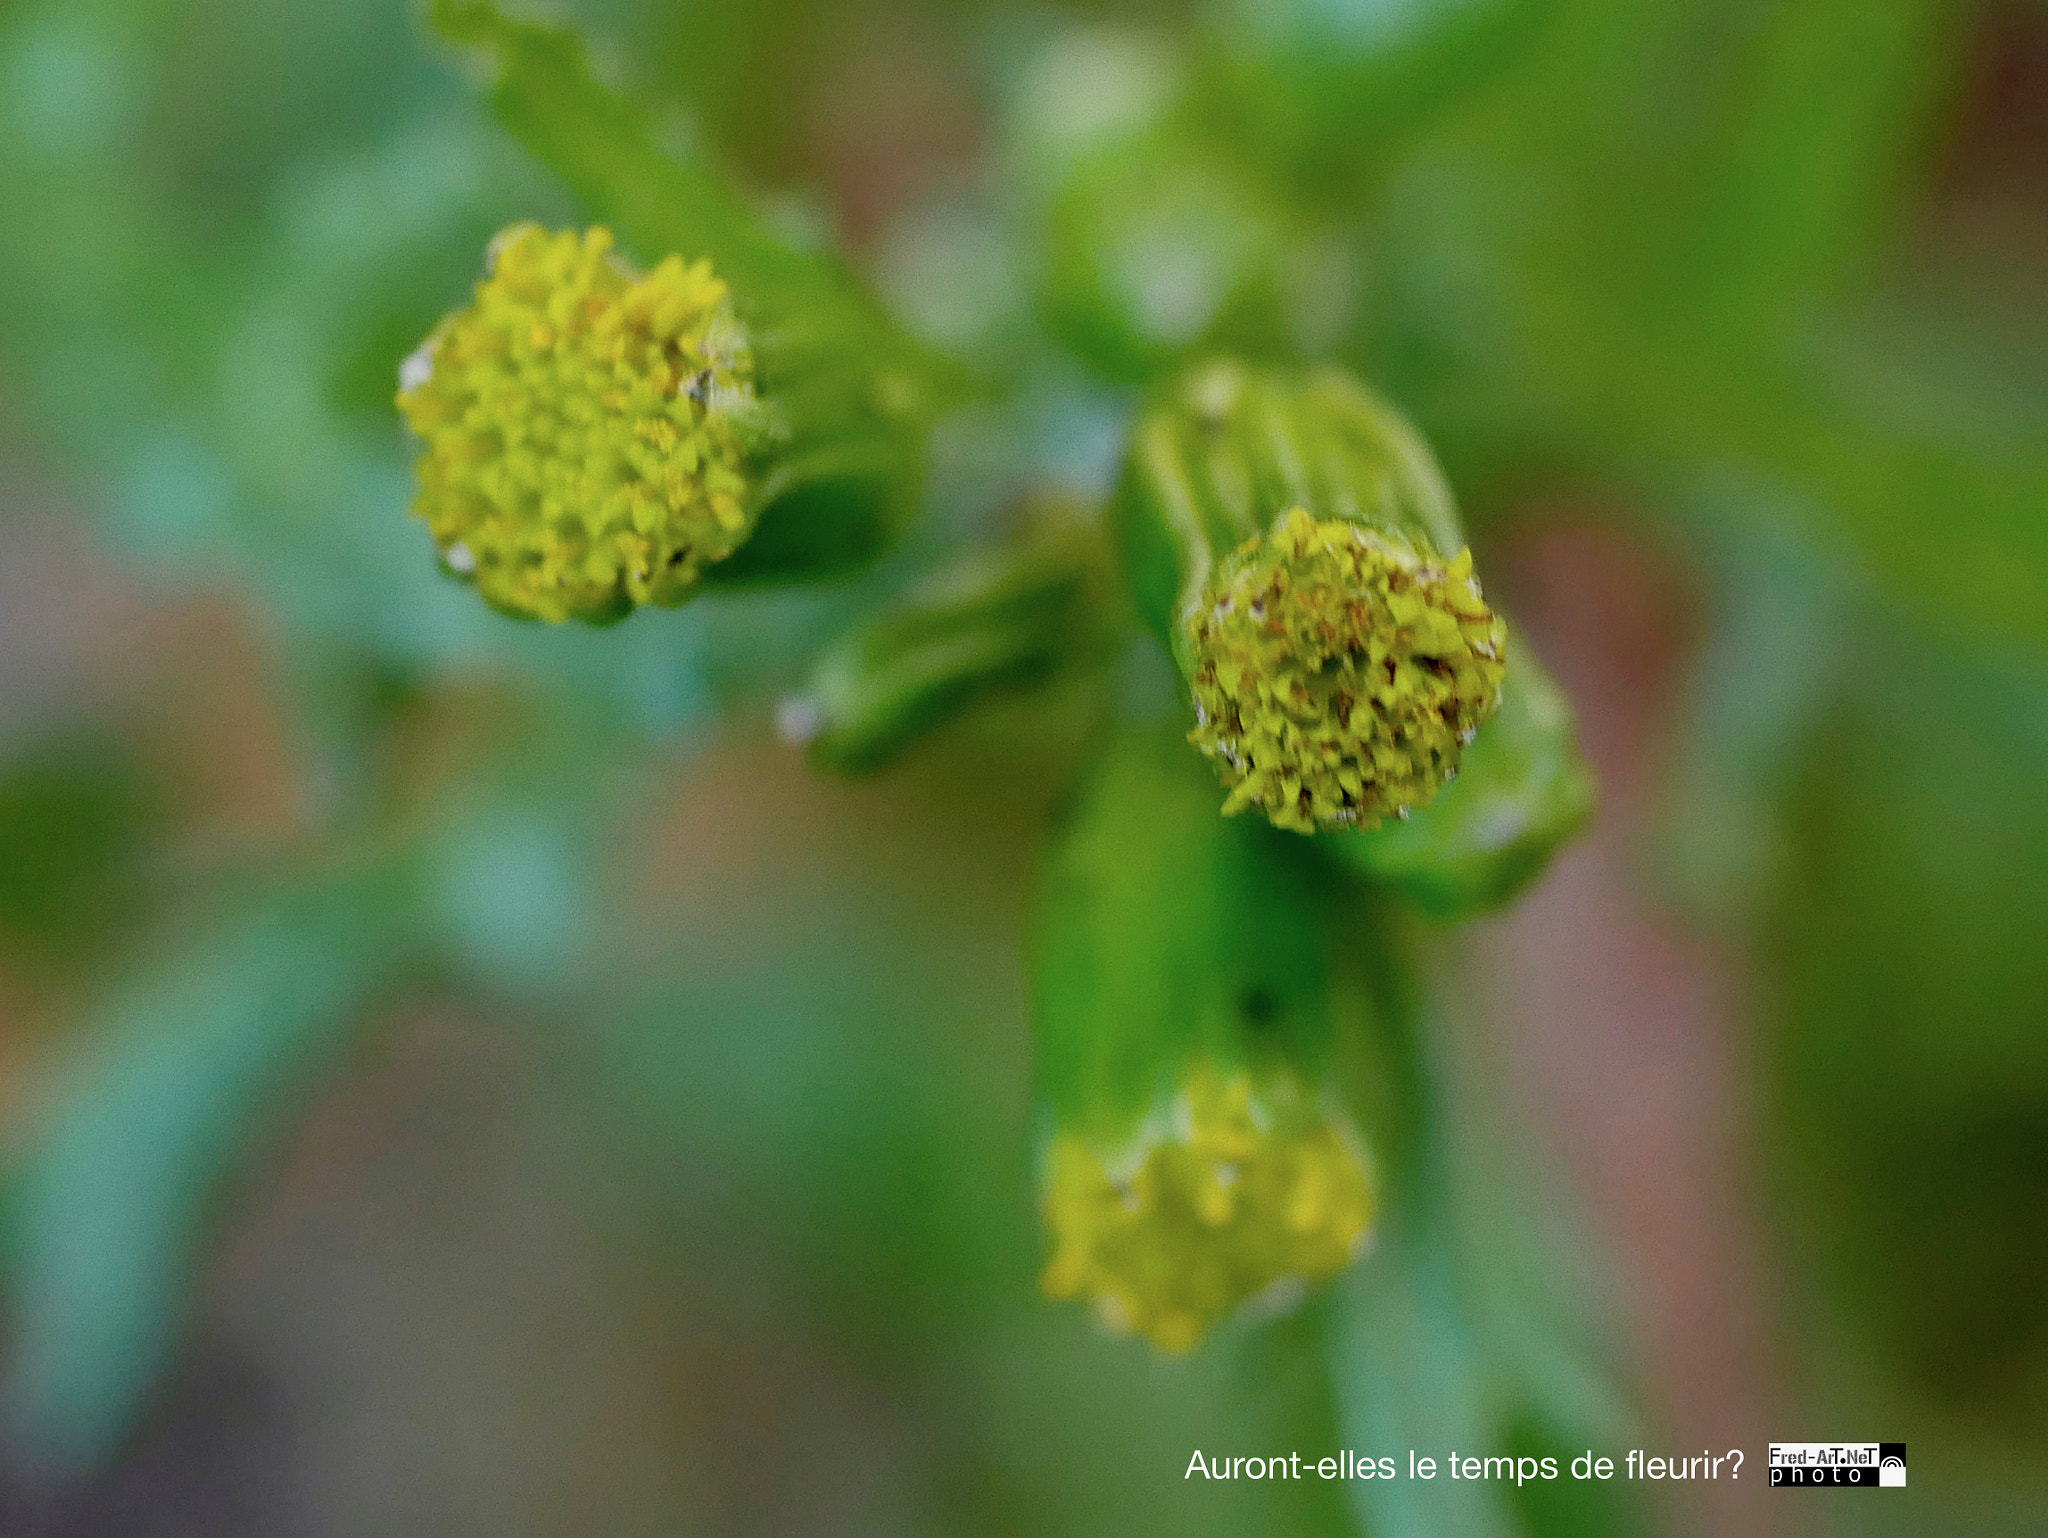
[[1879, 1444, 1907, 1488]]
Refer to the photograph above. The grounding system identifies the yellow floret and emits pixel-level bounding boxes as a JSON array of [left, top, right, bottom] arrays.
[[1040, 1065, 1373, 1352], [1184, 507, 1507, 833], [396, 224, 765, 623]]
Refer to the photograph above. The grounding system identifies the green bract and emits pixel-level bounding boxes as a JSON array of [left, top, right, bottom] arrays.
[[784, 517, 1108, 774], [397, 224, 770, 624], [1320, 637, 1594, 915]]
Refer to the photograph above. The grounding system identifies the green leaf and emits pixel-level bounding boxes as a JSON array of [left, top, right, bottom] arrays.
[[0, 733, 150, 974], [1329, 1231, 1521, 1538], [1205, 0, 1553, 203], [427, 0, 855, 336], [1430, 0, 1961, 339], [1766, 627, 2048, 1417], [1666, 0, 1960, 330], [1653, 503, 1853, 927], [1376, 0, 2035, 642], [1512, 281, 2048, 649], [1033, 722, 1333, 1141], [1039, 130, 1310, 383], [1323, 910, 1648, 1538], [0, 863, 420, 1473], [1319, 639, 1592, 917]]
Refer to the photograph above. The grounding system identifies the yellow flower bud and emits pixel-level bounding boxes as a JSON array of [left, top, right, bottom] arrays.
[[396, 224, 766, 623], [1040, 1063, 1374, 1353], [1185, 507, 1507, 833]]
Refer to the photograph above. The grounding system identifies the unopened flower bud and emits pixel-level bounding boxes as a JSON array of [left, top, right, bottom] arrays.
[[397, 224, 770, 623], [1114, 362, 1508, 832], [1187, 508, 1506, 832], [1034, 726, 1375, 1352], [1041, 1062, 1372, 1353]]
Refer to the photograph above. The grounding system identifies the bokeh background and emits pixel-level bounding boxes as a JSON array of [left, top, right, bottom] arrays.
[[0, 0, 2045, 1535]]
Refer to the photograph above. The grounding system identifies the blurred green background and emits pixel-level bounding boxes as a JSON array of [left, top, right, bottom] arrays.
[[0, 0, 2044, 1534]]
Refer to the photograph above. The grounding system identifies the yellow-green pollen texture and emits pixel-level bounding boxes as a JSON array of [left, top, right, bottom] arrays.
[[1186, 507, 1507, 833], [396, 224, 759, 623], [1040, 1066, 1373, 1353]]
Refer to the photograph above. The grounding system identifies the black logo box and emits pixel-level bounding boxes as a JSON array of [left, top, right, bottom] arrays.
[[1769, 1445, 1906, 1489]]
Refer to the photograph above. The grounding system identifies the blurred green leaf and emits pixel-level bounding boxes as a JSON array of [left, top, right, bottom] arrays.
[[1040, 130, 1319, 381], [426, 0, 926, 378], [1434, 0, 1959, 331], [1666, 0, 1960, 330], [428, 0, 848, 326], [1206, 0, 1553, 202], [0, 862, 421, 1473], [1767, 625, 2048, 1426], [419, 732, 625, 1006], [1329, 1231, 1519, 1538], [0, 734, 150, 972], [1324, 912, 1647, 1538], [1655, 502, 1854, 927], [1369, 0, 2048, 645], [1319, 639, 1592, 918], [1527, 291, 2048, 650]]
